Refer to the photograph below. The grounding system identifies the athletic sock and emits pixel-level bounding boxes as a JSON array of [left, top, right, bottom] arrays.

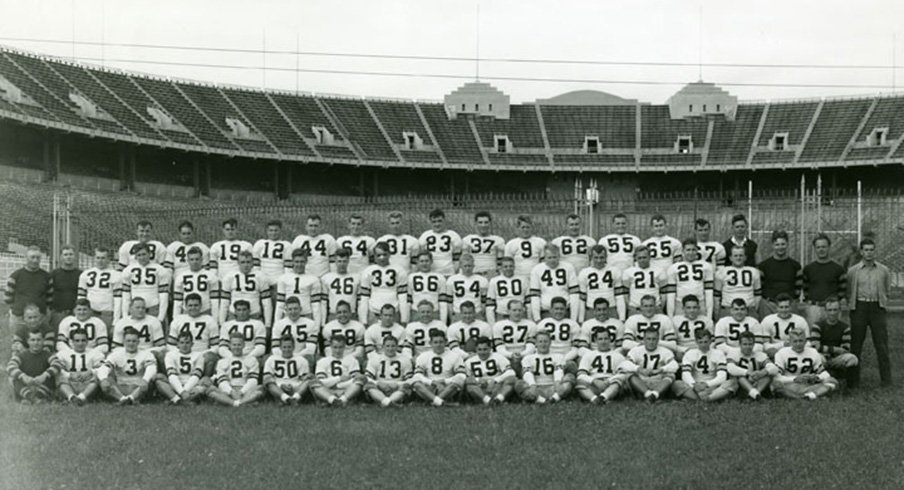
[[280, 394, 290, 403], [233, 400, 241, 407], [495, 394, 505, 402], [551, 393, 561, 402], [589, 395, 599, 404], [327, 395, 337, 404], [536, 396, 547, 404], [171, 395, 181, 403], [381, 398, 392, 407], [805, 392, 818, 400], [748, 389, 760, 399], [482, 395, 492, 405], [432, 396, 444, 406]]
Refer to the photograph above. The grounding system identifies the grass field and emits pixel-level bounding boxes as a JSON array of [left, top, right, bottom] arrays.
[[2, 309, 904, 489]]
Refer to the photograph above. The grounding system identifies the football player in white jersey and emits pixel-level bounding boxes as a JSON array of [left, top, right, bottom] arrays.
[[322, 301, 366, 361], [120, 244, 170, 322], [253, 220, 291, 298], [447, 254, 489, 321], [622, 295, 677, 353], [275, 249, 322, 326], [408, 252, 448, 324], [111, 297, 166, 355], [621, 246, 667, 315], [270, 297, 319, 365], [771, 328, 837, 400], [671, 295, 714, 360], [622, 328, 679, 402], [695, 218, 727, 270], [578, 297, 625, 353], [263, 334, 314, 405], [404, 300, 447, 359], [320, 248, 359, 322], [492, 300, 537, 371], [464, 336, 516, 405], [504, 215, 546, 282], [665, 240, 714, 318], [220, 251, 272, 326], [164, 220, 209, 280], [714, 298, 764, 357], [516, 330, 572, 404], [208, 331, 264, 407], [376, 211, 419, 275], [642, 214, 683, 276], [154, 330, 206, 405], [726, 331, 776, 400], [578, 245, 626, 322], [714, 245, 762, 319], [551, 214, 595, 273], [337, 214, 375, 275], [671, 328, 734, 402], [117, 220, 166, 270], [448, 301, 492, 358], [462, 211, 505, 277], [172, 246, 220, 317], [98, 327, 158, 405], [761, 293, 811, 357], [576, 328, 628, 404], [364, 334, 413, 407], [359, 242, 409, 324], [364, 305, 406, 358], [292, 214, 337, 278], [209, 218, 254, 281], [599, 213, 642, 274], [536, 297, 581, 372], [77, 247, 121, 329], [312, 334, 366, 405], [418, 208, 462, 276], [168, 293, 219, 377], [218, 300, 267, 360], [529, 244, 579, 321], [486, 257, 527, 324], [411, 328, 466, 407], [55, 328, 105, 405]]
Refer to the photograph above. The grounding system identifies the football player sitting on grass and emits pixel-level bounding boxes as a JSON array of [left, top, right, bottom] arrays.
[[364, 334, 413, 407], [575, 328, 627, 404], [312, 334, 366, 406], [263, 334, 314, 406], [56, 328, 105, 405], [208, 331, 264, 408], [771, 328, 838, 400], [8, 330, 58, 404], [464, 336, 516, 405], [155, 331, 206, 405], [671, 329, 734, 402], [726, 331, 776, 401], [516, 330, 572, 404], [622, 328, 679, 403], [98, 327, 157, 405], [411, 328, 466, 407]]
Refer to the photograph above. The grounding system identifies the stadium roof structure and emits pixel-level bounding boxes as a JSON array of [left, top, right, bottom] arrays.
[[2, 45, 904, 173]]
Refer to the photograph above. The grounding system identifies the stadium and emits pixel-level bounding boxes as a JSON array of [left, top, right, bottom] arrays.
[[2, 1, 904, 488]]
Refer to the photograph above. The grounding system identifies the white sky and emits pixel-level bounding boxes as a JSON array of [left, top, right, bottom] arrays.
[[1, 0, 903, 103]]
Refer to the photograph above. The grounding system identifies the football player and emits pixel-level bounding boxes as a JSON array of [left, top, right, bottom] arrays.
[[155, 330, 206, 404], [622, 295, 677, 353], [486, 257, 527, 324], [671, 328, 734, 402], [714, 245, 762, 319], [811, 297, 859, 383], [671, 295, 714, 361], [172, 246, 220, 317], [408, 252, 448, 324], [263, 334, 314, 405], [551, 214, 595, 272], [111, 297, 165, 352], [771, 328, 838, 400], [695, 219, 727, 270], [622, 328, 679, 402], [411, 328, 466, 407], [275, 248, 322, 325], [376, 211, 420, 275], [291, 214, 337, 277], [761, 292, 811, 357], [714, 298, 764, 357], [418, 208, 462, 276], [599, 213, 641, 274], [578, 245, 626, 322], [359, 242, 409, 324], [491, 299, 537, 370], [321, 248, 359, 322], [364, 334, 413, 407], [462, 211, 505, 277], [117, 220, 166, 270], [464, 336, 516, 405], [337, 214, 375, 275], [448, 301, 492, 358], [535, 297, 581, 370], [218, 300, 266, 360], [726, 331, 776, 400], [120, 243, 170, 323], [529, 244, 579, 320], [312, 334, 365, 405], [209, 218, 254, 281], [57, 299, 109, 354], [220, 251, 272, 326], [446, 254, 488, 321], [575, 328, 627, 404], [578, 298, 625, 354], [642, 214, 683, 276], [168, 293, 218, 358], [271, 296, 319, 365], [664, 240, 714, 318], [98, 327, 157, 405], [504, 215, 546, 282], [164, 220, 209, 279], [516, 330, 572, 404], [253, 220, 292, 300], [208, 331, 264, 407], [322, 301, 366, 362], [77, 247, 121, 330], [404, 300, 447, 359], [364, 304, 406, 358], [622, 246, 667, 316], [55, 328, 105, 404]]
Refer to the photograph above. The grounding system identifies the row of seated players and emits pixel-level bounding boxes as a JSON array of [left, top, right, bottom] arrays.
[[10, 290, 857, 406], [80, 229, 776, 337]]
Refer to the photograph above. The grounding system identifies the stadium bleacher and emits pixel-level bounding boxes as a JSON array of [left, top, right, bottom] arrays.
[[800, 99, 873, 162], [757, 101, 819, 146], [640, 105, 709, 149], [221, 88, 315, 156], [707, 104, 765, 166], [320, 98, 397, 160], [853, 96, 904, 143], [473, 105, 546, 149], [0, 52, 97, 128], [418, 103, 484, 164], [176, 82, 276, 155], [541, 105, 636, 149]]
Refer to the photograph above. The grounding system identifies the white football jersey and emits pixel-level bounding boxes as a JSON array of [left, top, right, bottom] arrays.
[[360, 264, 407, 314], [504, 236, 547, 279], [209, 240, 253, 279], [462, 234, 505, 274], [336, 235, 376, 274], [375, 234, 419, 275], [252, 239, 291, 282], [446, 273, 488, 314], [599, 233, 642, 273], [173, 269, 220, 314], [168, 314, 218, 352], [291, 234, 337, 277], [164, 241, 209, 278], [550, 235, 595, 272], [487, 274, 526, 316], [419, 230, 463, 275], [78, 267, 121, 313], [642, 235, 683, 275], [121, 263, 170, 308], [321, 272, 359, 314], [698, 241, 727, 269], [118, 240, 166, 269]]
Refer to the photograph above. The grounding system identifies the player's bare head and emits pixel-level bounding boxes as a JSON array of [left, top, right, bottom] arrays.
[[593, 297, 610, 318], [347, 214, 364, 232], [70, 328, 89, 351], [305, 214, 322, 234], [731, 214, 748, 238], [640, 295, 657, 315], [592, 328, 613, 351], [611, 214, 628, 233], [388, 211, 403, 230], [730, 245, 746, 266], [680, 239, 698, 261], [234, 300, 251, 320], [429, 328, 447, 351], [177, 220, 195, 240], [566, 213, 581, 234], [428, 209, 446, 230], [238, 250, 254, 271], [642, 327, 660, 349], [544, 244, 560, 264], [588, 244, 607, 265], [285, 296, 302, 317], [335, 300, 352, 321], [475, 336, 493, 357], [332, 246, 350, 270], [186, 246, 204, 269], [550, 296, 568, 319], [823, 295, 841, 320], [771, 230, 789, 256], [136, 220, 153, 240], [265, 219, 282, 239], [23, 304, 41, 325], [177, 330, 194, 352], [460, 253, 475, 273], [681, 295, 700, 317], [788, 327, 808, 350], [185, 293, 202, 314], [499, 256, 515, 275], [534, 330, 551, 352], [229, 331, 245, 354], [292, 247, 309, 270], [123, 327, 141, 352], [417, 299, 435, 320], [650, 214, 667, 232], [129, 297, 147, 317], [773, 296, 795, 322], [634, 245, 650, 266], [516, 215, 533, 236], [278, 334, 295, 357], [74, 298, 90, 318], [373, 242, 390, 264], [730, 298, 748, 319], [474, 211, 492, 233], [460, 301, 477, 322], [94, 247, 110, 265], [738, 331, 756, 353], [132, 243, 151, 264], [694, 219, 711, 239], [382, 334, 399, 355], [694, 327, 713, 348], [379, 304, 396, 324], [416, 251, 433, 271], [221, 218, 238, 238], [507, 299, 524, 319]]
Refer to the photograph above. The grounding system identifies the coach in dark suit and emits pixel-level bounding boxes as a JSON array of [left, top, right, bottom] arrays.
[[847, 238, 892, 388], [722, 214, 757, 267]]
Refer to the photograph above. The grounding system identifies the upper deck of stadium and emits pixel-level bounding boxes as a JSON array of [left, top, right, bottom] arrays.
[[2, 45, 904, 173]]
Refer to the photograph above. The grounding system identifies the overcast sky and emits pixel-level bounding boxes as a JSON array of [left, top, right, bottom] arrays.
[[1, 0, 903, 103]]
